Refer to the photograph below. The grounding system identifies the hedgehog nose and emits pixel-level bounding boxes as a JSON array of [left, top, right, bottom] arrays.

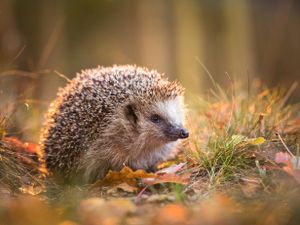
[[179, 128, 189, 139]]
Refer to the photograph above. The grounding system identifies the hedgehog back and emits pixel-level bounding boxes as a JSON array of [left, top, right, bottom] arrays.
[[41, 65, 163, 180]]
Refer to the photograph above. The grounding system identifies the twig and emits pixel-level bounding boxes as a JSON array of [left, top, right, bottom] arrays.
[[0, 69, 51, 78], [0, 69, 70, 82], [276, 132, 294, 157], [195, 56, 217, 90], [37, 19, 64, 68], [7, 45, 26, 67], [135, 185, 149, 203], [54, 70, 71, 82], [279, 82, 298, 108]]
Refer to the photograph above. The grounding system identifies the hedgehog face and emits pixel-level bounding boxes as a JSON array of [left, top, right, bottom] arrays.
[[124, 96, 189, 145], [151, 97, 189, 142]]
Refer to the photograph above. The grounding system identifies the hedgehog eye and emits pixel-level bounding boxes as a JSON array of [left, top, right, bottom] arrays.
[[150, 114, 162, 123]]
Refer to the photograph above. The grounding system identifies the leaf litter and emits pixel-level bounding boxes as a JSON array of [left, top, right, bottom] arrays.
[[1, 85, 300, 224]]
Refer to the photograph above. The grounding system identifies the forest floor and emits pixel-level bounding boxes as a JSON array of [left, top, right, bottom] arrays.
[[0, 81, 299, 225]]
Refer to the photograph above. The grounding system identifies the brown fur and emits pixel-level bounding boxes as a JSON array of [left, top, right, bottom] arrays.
[[40, 65, 186, 184]]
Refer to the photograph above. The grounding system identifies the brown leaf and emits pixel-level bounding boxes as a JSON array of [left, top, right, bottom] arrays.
[[107, 182, 138, 194], [143, 173, 190, 186], [156, 163, 186, 175], [103, 166, 156, 185]]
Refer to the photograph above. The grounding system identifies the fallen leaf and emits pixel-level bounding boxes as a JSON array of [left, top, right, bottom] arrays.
[[100, 166, 156, 186], [3, 137, 42, 156], [143, 173, 190, 186], [246, 137, 266, 145], [23, 142, 39, 154], [156, 162, 186, 175], [107, 182, 138, 194], [94, 164, 190, 193], [144, 162, 190, 186]]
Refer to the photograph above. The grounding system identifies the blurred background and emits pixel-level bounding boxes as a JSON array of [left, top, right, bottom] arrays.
[[0, 0, 299, 141]]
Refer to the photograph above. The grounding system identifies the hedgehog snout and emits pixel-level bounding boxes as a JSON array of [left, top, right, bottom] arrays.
[[163, 124, 189, 141]]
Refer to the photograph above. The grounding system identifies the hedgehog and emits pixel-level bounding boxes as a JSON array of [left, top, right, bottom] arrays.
[[40, 65, 189, 184]]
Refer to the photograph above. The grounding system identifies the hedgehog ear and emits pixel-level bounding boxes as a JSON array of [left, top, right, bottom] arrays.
[[125, 104, 138, 125]]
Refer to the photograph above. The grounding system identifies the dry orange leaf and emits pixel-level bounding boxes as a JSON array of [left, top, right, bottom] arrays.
[[143, 162, 190, 186], [107, 182, 138, 194], [92, 166, 157, 190], [3, 137, 42, 156], [93, 163, 190, 194], [23, 142, 39, 154], [143, 173, 190, 186]]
